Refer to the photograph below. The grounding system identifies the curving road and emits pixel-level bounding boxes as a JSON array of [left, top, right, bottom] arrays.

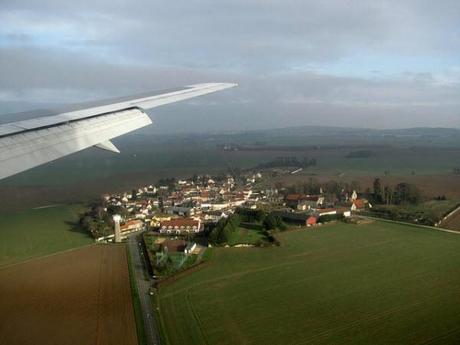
[[127, 232, 161, 345]]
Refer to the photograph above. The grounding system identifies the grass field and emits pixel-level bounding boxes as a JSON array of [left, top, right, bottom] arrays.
[[227, 227, 266, 246], [0, 245, 138, 345], [158, 221, 460, 345], [0, 204, 93, 266]]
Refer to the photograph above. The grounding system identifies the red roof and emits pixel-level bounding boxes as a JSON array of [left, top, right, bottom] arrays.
[[286, 194, 303, 201], [307, 216, 317, 225], [160, 218, 200, 228], [120, 220, 143, 232], [353, 199, 365, 208], [286, 194, 320, 202]]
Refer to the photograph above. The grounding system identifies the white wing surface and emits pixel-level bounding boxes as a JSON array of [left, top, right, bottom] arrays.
[[0, 83, 237, 180]]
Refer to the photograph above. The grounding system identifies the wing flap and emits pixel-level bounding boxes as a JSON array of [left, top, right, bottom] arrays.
[[94, 140, 120, 153]]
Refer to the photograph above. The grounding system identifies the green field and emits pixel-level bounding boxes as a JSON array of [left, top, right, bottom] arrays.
[[227, 227, 266, 246], [0, 204, 93, 266], [158, 221, 460, 345]]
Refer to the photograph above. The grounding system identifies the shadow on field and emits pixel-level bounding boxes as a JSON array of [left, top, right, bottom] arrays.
[[64, 220, 94, 239]]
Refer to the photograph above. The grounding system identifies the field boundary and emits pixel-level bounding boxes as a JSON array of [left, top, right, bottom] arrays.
[[158, 260, 212, 289], [153, 293, 170, 345], [0, 243, 95, 270], [126, 245, 147, 345]]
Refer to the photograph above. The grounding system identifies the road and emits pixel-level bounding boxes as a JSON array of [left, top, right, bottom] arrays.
[[127, 232, 161, 345]]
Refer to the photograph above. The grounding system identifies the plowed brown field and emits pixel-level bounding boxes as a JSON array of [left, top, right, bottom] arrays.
[[0, 245, 138, 345]]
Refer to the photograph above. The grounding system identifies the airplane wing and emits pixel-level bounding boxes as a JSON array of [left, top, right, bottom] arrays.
[[0, 82, 237, 180]]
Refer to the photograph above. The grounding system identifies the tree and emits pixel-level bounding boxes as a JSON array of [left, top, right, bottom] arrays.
[[227, 214, 241, 228], [350, 180, 361, 193], [209, 215, 240, 245], [209, 227, 219, 244], [158, 196, 164, 212], [107, 205, 129, 219], [235, 208, 264, 222], [373, 178, 383, 204], [383, 185, 393, 205], [394, 183, 421, 205], [306, 177, 320, 194], [274, 216, 287, 231], [263, 214, 277, 230], [80, 216, 94, 232]]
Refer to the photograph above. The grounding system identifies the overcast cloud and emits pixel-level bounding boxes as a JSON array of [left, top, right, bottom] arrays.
[[1, 0, 459, 131]]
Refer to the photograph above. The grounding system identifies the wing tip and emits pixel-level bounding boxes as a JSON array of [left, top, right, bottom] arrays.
[[187, 82, 238, 89]]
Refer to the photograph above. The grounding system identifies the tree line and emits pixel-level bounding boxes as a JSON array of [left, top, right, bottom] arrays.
[[372, 178, 421, 205], [258, 156, 317, 169], [79, 203, 129, 239]]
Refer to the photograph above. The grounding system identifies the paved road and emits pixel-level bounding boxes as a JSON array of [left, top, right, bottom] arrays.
[[127, 233, 161, 345]]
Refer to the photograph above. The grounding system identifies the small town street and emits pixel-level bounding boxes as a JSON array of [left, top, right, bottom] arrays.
[[127, 232, 161, 345]]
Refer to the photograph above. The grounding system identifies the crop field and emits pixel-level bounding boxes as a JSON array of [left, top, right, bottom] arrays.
[[3, 136, 460, 211], [278, 173, 460, 200], [0, 245, 138, 345], [158, 221, 460, 345], [0, 204, 93, 266], [439, 207, 460, 231]]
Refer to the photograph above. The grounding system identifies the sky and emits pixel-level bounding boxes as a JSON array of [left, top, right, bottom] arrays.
[[1, 0, 459, 132]]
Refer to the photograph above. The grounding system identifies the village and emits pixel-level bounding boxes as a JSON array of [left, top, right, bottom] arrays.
[[84, 170, 371, 276], [101, 174, 369, 236]]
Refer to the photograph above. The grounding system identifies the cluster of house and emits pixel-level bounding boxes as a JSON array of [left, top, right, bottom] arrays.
[[102, 172, 372, 241], [103, 173, 268, 238], [278, 190, 371, 226]]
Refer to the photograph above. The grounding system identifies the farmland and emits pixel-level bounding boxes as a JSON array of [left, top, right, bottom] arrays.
[[0, 204, 93, 266], [3, 127, 460, 211], [0, 245, 138, 345], [158, 221, 460, 345], [439, 207, 460, 231]]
